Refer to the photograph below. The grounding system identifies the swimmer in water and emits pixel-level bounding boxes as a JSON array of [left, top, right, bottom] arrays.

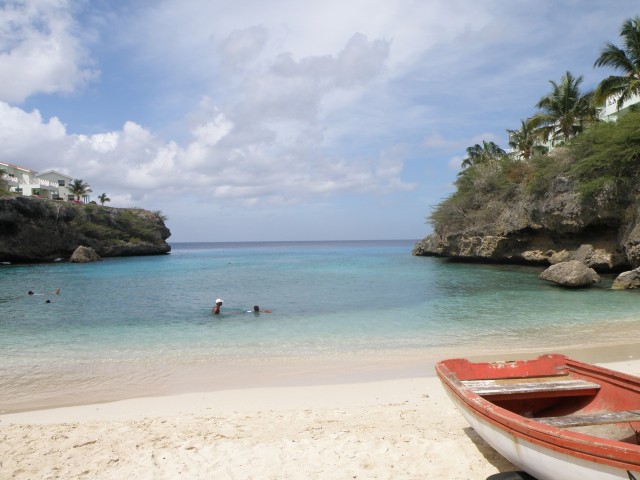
[[250, 305, 272, 314], [211, 299, 223, 315]]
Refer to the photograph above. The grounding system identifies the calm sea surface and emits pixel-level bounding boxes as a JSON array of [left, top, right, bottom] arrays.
[[2, 240, 640, 412]]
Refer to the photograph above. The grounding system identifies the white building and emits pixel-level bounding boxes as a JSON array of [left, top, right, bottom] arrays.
[[508, 90, 640, 157], [597, 91, 640, 122], [0, 163, 89, 202]]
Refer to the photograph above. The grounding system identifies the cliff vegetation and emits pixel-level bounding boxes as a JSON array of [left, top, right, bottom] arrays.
[[414, 109, 640, 272]]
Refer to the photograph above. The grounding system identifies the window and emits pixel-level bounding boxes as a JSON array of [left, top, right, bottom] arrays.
[[58, 179, 65, 186], [67, 194, 74, 201]]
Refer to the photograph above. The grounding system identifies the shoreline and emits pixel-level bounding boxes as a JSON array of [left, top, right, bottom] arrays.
[[3, 341, 640, 415], [5, 352, 640, 425], [3, 340, 640, 416]]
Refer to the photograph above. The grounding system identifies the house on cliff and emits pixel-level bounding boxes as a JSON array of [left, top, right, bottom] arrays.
[[508, 90, 640, 157], [597, 91, 640, 122], [0, 162, 85, 202]]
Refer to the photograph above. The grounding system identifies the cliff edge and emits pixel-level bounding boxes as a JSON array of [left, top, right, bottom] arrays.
[[413, 174, 640, 272], [0, 197, 171, 263]]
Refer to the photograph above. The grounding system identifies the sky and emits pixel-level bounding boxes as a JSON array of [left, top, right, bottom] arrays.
[[0, 1, 638, 242]]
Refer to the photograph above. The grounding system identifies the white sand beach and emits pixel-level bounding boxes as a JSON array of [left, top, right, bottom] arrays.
[[1, 377, 512, 480], [2, 353, 639, 480]]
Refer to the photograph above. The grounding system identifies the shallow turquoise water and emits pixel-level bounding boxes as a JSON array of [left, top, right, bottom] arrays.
[[1, 240, 640, 411]]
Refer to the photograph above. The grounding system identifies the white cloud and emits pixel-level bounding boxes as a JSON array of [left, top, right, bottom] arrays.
[[0, 0, 97, 103], [0, 102, 68, 163], [88, 132, 118, 153], [218, 26, 268, 71], [0, 83, 414, 208]]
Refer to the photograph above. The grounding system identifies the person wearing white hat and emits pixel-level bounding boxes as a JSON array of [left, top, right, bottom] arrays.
[[211, 298, 223, 315]]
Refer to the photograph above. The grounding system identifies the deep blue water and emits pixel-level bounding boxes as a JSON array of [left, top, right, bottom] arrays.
[[1, 240, 640, 411]]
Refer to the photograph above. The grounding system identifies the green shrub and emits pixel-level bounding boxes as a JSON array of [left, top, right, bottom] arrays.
[[428, 156, 532, 234], [570, 109, 640, 202], [75, 221, 118, 240], [526, 147, 573, 197]]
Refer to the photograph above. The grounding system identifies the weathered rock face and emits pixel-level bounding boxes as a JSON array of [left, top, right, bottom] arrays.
[[413, 176, 635, 273], [0, 197, 171, 263], [539, 260, 600, 287]]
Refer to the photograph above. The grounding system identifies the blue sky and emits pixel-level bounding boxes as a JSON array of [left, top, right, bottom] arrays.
[[1, 1, 638, 242]]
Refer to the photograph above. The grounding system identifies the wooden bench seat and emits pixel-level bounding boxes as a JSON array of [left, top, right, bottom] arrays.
[[462, 378, 601, 400], [536, 410, 640, 428]]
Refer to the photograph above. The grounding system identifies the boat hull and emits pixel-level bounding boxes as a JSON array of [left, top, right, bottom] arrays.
[[447, 390, 632, 480]]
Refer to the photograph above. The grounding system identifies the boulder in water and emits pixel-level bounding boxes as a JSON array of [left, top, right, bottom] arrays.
[[539, 260, 600, 287], [70, 245, 101, 263], [612, 267, 640, 289]]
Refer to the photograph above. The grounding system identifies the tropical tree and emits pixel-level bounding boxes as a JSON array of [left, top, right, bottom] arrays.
[[98, 193, 110, 205], [68, 179, 92, 201], [506, 119, 548, 161], [529, 71, 596, 145], [593, 16, 640, 110], [461, 140, 506, 168]]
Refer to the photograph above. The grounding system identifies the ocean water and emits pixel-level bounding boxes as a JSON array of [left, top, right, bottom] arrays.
[[2, 239, 640, 412]]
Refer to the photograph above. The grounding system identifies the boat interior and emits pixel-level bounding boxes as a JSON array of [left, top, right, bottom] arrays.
[[460, 367, 640, 446]]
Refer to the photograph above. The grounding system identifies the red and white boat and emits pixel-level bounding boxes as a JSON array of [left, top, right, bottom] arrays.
[[436, 354, 640, 479]]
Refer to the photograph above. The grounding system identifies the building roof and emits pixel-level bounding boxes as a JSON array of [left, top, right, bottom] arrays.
[[36, 170, 74, 180], [0, 161, 37, 173]]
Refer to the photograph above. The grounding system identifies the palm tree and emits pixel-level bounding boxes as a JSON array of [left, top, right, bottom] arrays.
[[506, 119, 548, 160], [529, 71, 596, 145], [68, 179, 92, 202], [461, 140, 506, 168], [98, 193, 110, 206], [593, 16, 640, 110]]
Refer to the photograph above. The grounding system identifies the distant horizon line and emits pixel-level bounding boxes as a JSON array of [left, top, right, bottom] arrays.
[[168, 238, 422, 244]]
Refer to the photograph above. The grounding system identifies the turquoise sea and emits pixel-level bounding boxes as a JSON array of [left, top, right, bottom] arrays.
[[2, 240, 640, 413]]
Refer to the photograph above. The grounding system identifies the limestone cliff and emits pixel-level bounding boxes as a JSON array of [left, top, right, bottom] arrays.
[[413, 174, 640, 273], [0, 197, 171, 263]]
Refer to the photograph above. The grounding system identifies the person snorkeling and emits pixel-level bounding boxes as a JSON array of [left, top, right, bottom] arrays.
[[250, 305, 272, 314]]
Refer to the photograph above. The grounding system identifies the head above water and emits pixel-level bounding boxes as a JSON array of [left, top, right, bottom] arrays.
[[216, 299, 223, 305], [253, 305, 260, 312]]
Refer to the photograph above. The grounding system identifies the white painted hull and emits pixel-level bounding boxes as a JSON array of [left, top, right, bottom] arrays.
[[448, 392, 634, 480]]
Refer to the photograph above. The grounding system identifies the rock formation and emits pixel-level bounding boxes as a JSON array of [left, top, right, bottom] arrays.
[[70, 245, 101, 263], [0, 197, 171, 263], [413, 175, 637, 273]]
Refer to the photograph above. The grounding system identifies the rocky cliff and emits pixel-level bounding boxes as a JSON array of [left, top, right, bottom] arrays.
[[0, 197, 171, 263], [413, 174, 640, 273]]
